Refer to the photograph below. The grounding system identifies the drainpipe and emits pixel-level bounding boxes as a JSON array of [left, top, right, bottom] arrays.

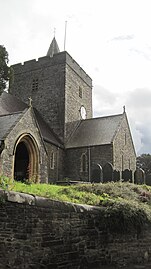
[[56, 147, 59, 182], [88, 147, 91, 182]]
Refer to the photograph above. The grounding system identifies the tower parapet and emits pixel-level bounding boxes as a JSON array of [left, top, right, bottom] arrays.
[[12, 52, 92, 87]]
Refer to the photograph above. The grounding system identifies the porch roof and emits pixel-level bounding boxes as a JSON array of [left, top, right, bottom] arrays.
[[0, 112, 23, 140]]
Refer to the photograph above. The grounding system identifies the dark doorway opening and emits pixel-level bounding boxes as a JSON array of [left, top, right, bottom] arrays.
[[14, 142, 29, 182]]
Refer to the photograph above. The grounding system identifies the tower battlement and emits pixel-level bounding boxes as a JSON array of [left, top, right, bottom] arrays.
[[12, 52, 92, 87]]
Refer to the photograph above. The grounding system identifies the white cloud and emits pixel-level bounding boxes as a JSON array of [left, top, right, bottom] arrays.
[[111, 35, 135, 41], [125, 88, 151, 154], [126, 88, 151, 109]]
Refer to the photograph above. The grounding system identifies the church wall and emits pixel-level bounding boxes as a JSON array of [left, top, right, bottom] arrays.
[[44, 142, 65, 183], [113, 114, 136, 177], [65, 148, 89, 181], [65, 145, 113, 181], [65, 60, 92, 142], [1, 109, 48, 182], [90, 144, 113, 169], [57, 147, 65, 181]]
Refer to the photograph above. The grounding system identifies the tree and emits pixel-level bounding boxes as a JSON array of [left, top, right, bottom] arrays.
[[0, 45, 10, 94], [137, 154, 151, 175], [137, 154, 151, 185]]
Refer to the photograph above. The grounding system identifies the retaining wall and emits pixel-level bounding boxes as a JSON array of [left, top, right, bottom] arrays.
[[0, 189, 151, 269]]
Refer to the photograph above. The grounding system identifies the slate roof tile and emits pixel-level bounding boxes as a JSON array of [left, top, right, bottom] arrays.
[[66, 114, 124, 148], [0, 112, 24, 140]]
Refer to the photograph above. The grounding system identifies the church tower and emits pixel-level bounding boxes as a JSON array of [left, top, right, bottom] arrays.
[[9, 37, 93, 142]]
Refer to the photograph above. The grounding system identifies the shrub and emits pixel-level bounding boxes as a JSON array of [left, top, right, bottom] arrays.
[[0, 175, 13, 190]]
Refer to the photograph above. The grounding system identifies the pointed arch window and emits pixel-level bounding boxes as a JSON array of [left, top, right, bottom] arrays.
[[81, 153, 87, 172], [50, 151, 55, 170]]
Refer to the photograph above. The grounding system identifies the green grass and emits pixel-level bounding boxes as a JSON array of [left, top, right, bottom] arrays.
[[1, 175, 151, 233], [12, 181, 101, 205], [2, 178, 151, 208]]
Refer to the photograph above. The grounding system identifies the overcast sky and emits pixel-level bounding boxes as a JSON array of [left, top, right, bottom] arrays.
[[1, 0, 151, 155]]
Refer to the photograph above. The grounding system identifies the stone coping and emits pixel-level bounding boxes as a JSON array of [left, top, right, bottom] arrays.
[[0, 188, 101, 213]]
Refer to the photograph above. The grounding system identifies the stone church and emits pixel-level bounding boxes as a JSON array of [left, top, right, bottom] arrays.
[[0, 37, 136, 183]]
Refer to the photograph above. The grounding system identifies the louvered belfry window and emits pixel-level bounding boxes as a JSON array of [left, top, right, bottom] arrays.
[[32, 78, 39, 91]]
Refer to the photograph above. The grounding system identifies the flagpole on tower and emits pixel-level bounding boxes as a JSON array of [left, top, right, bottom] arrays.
[[64, 21, 67, 51]]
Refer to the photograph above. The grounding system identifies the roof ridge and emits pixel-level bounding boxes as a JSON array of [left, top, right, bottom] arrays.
[[0, 111, 25, 118], [82, 113, 123, 122]]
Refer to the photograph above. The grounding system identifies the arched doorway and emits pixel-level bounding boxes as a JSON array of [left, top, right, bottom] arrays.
[[13, 134, 39, 182], [14, 142, 29, 181]]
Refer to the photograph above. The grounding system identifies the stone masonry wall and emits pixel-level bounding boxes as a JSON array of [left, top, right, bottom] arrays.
[[113, 113, 136, 177], [90, 144, 113, 169], [10, 55, 66, 141], [45, 142, 65, 182], [0, 190, 151, 269], [65, 148, 89, 181], [65, 145, 113, 181], [65, 62, 92, 142]]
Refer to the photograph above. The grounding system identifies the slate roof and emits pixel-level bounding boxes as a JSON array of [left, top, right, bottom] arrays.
[[0, 91, 27, 115], [33, 109, 63, 147], [66, 114, 124, 149], [0, 112, 23, 140], [47, 37, 60, 57], [0, 92, 63, 147]]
